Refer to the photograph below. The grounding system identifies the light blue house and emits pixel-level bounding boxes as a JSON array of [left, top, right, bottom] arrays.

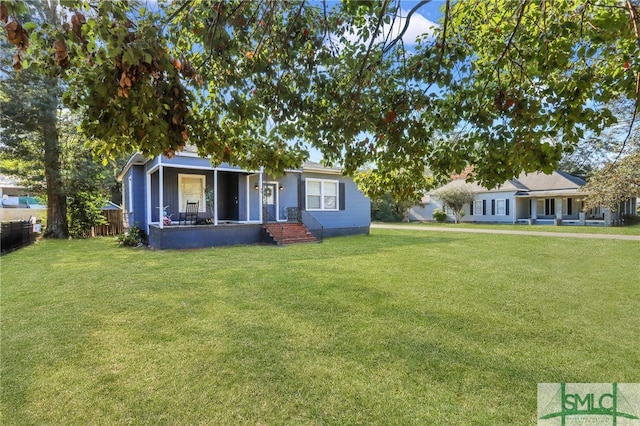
[[409, 170, 637, 226], [118, 147, 370, 249]]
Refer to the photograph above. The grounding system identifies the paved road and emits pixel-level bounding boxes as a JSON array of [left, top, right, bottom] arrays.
[[371, 223, 640, 241]]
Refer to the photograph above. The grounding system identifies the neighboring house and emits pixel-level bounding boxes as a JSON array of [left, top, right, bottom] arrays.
[[0, 174, 46, 223], [409, 170, 637, 226], [118, 147, 370, 249], [0, 174, 45, 209]]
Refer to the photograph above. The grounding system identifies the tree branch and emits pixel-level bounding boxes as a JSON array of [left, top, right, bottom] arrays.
[[613, 0, 640, 162], [382, 0, 431, 55], [496, 0, 529, 66]]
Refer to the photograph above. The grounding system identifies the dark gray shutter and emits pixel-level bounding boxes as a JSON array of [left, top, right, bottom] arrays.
[[339, 183, 345, 210], [506, 199, 510, 215], [567, 198, 572, 215], [482, 200, 486, 215], [301, 179, 306, 210], [470, 201, 474, 215], [491, 200, 495, 215]]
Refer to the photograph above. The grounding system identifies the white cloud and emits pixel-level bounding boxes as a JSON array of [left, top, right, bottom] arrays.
[[382, 8, 438, 45], [338, 8, 438, 50]]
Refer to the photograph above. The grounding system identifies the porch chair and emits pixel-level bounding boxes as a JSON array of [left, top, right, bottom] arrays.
[[179, 201, 199, 225]]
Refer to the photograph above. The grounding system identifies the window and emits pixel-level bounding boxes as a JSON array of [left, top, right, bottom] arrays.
[[537, 198, 555, 216], [178, 174, 206, 212], [473, 200, 483, 216], [496, 199, 506, 215], [306, 178, 339, 211]]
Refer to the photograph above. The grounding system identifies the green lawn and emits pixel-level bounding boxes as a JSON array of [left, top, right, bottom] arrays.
[[389, 221, 640, 235], [2, 230, 639, 425]]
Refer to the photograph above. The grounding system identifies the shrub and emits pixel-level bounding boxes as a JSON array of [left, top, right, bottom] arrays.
[[433, 208, 447, 223], [116, 225, 146, 247], [67, 191, 107, 238]]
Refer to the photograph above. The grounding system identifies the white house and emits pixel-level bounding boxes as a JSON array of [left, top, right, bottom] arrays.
[[409, 170, 637, 226]]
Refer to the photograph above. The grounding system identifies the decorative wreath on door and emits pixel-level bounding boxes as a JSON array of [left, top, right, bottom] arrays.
[[264, 187, 272, 197]]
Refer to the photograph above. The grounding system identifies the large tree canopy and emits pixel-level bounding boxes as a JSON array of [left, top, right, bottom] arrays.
[[3, 0, 639, 196]]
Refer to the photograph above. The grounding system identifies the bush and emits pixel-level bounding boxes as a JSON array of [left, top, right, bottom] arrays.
[[371, 194, 405, 222], [67, 191, 107, 238], [116, 225, 146, 247], [433, 208, 447, 223], [623, 214, 640, 225]]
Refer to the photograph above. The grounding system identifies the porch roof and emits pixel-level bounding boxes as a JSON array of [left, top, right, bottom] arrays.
[[515, 189, 589, 198]]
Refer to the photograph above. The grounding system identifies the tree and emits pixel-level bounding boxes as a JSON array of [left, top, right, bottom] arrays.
[[560, 98, 640, 179], [582, 151, 640, 213], [2, 1, 69, 237], [0, 66, 123, 238], [0, 63, 68, 237], [434, 185, 475, 224], [3, 0, 639, 199], [356, 168, 431, 222]]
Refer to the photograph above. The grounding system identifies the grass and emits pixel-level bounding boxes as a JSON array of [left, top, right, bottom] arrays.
[[390, 220, 640, 235], [2, 230, 639, 425]]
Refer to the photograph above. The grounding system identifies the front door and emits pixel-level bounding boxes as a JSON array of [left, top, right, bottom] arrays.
[[217, 172, 239, 221], [264, 183, 277, 221]]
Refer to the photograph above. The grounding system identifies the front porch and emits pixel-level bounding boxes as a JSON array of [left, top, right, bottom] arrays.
[[148, 223, 265, 250], [513, 194, 631, 226], [145, 158, 302, 232]]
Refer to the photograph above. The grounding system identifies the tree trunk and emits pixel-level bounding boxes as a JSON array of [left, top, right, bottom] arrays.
[[42, 77, 68, 238]]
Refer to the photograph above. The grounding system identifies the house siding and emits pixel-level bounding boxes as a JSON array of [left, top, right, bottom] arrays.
[[466, 192, 517, 223], [123, 165, 147, 229], [159, 168, 215, 220], [301, 172, 370, 236]]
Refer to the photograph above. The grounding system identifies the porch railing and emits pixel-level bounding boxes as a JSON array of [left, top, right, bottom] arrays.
[[301, 210, 323, 242]]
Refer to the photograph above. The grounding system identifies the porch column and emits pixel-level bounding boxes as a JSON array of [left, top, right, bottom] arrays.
[[245, 176, 250, 223], [531, 199, 537, 220], [146, 171, 152, 234], [579, 211, 586, 226], [604, 209, 613, 226], [159, 166, 164, 229], [555, 197, 563, 220], [258, 168, 264, 224], [213, 169, 218, 226]]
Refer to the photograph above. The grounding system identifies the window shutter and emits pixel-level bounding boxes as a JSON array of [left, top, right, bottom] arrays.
[[491, 200, 495, 215], [470, 201, 474, 215], [506, 199, 510, 215], [567, 198, 572, 215], [482, 200, 486, 215], [339, 183, 345, 210], [301, 180, 306, 210]]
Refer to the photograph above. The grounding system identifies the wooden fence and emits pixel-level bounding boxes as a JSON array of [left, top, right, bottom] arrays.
[[0, 208, 123, 237], [93, 209, 124, 236]]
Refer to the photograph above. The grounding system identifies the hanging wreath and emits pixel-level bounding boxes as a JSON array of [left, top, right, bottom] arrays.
[[264, 187, 272, 197]]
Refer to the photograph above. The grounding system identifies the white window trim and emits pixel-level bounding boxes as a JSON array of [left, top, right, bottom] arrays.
[[178, 173, 206, 212], [473, 200, 483, 216], [127, 176, 133, 213], [496, 199, 506, 216], [306, 178, 339, 211]]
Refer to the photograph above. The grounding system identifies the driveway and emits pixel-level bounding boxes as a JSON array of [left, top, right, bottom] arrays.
[[371, 223, 640, 241]]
